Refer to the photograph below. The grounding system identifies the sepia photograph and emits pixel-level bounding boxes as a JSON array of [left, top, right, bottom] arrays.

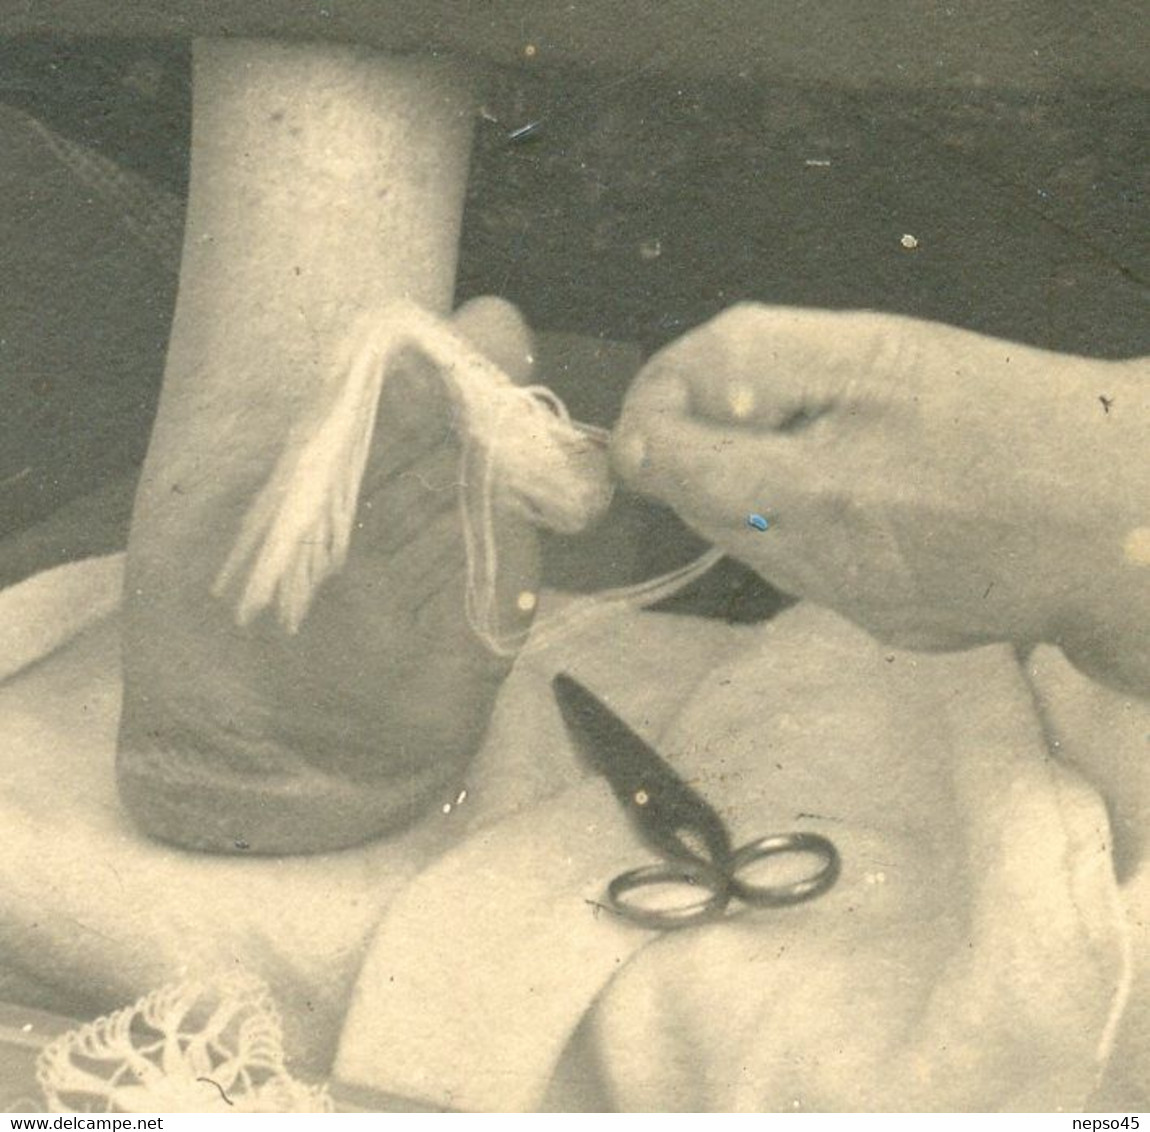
[[0, 1, 1146, 1115]]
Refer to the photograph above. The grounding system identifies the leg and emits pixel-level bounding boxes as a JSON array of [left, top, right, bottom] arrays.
[[118, 39, 537, 853]]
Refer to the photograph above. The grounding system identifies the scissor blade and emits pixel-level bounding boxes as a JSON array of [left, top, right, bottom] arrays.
[[552, 673, 733, 867], [552, 673, 656, 784]]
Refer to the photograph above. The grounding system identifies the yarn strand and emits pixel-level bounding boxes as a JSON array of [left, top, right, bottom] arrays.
[[213, 301, 720, 654]]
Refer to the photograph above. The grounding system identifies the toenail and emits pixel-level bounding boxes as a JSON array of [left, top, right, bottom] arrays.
[[615, 430, 649, 476], [728, 382, 756, 420]]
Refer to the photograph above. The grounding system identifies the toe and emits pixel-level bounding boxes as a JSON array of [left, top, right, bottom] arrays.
[[452, 296, 536, 385]]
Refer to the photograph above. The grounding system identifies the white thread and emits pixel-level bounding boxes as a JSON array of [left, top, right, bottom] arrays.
[[515, 547, 725, 658], [213, 301, 718, 654], [36, 976, 331, 1113]]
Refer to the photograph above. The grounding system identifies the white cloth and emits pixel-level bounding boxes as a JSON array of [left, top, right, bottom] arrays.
[[0, 555, 483, 1072], [0, 555, 1140, 1110], [335, 602, 1135, 1111], [0, 554, 730, 1078]]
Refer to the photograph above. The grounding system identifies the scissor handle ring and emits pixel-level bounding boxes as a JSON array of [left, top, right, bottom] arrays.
[[728, 832, 841, 907], [606, 860, 731, 930]]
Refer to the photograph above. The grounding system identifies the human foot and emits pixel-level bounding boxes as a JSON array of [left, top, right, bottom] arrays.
[[118, 298, 543, 853]]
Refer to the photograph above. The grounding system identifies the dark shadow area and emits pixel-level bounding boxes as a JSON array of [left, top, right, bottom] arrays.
[[0, 39, 1145, 607]]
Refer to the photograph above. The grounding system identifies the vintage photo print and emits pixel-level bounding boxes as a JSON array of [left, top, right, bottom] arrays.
[[0, 2, 1145, 1115]]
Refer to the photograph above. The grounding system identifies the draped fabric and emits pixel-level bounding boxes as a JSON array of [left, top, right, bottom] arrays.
[[0, 555, 1142, 1110]]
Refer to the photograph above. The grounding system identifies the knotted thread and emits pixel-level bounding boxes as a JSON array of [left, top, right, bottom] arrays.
[[213, 301, 718, 655]]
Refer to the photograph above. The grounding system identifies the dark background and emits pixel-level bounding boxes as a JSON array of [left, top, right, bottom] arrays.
[[0, 38, 1145, 601]]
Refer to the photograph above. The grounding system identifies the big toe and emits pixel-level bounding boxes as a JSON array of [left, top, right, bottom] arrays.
[[451, 296, 536, 385]]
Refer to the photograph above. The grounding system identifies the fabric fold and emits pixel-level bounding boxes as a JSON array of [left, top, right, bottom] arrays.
[[336, 605, 1130, 1111], [0, 557, 1135, 1111]]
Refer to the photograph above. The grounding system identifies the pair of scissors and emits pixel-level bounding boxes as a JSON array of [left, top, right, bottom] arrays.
[[552, 673, 841, 930]]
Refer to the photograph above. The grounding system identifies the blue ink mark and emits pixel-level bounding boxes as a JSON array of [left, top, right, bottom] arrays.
[[746, 513, 770, 531]]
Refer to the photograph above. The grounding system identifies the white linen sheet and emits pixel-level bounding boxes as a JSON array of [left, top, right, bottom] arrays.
[[0, 553, 1141, 1110]]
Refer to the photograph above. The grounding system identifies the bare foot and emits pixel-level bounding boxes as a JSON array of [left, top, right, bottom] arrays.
[[118, 299, 541, 853]]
